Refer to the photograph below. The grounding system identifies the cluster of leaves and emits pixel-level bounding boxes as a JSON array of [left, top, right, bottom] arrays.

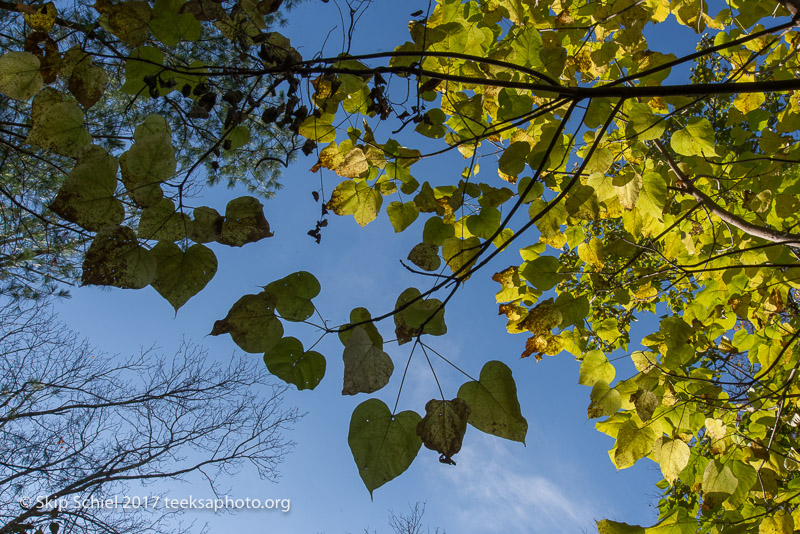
[[9, 0, 800, 530], [0, 0, 303, 299]]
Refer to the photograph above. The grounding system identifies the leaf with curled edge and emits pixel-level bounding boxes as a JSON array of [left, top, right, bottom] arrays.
[[81, 226, 156, 289], [457, 361, 527, 443], [210, 292, 283, 353], [218, 196, 274, 246], [342, 327, 393, 395], [348, 399, 422, 496], [416, 398, 470, 464]]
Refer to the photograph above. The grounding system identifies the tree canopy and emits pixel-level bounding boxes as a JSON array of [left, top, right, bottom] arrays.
[[4, 0, 800, 530]]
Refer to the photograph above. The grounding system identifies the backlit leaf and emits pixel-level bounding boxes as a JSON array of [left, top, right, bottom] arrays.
[[348, 399, 422, 496], [210, 292, 283, 353], [82, 226, 156, 289], [0, 51, 43, 100], [457, 361, 527, 443], [264, 336, 326, 391], [150, 242, 217, 311], [416, 398, 470, 461], [342, 327, 393, 395]]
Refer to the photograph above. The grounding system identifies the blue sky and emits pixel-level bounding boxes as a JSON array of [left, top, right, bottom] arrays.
[[48, 1, 709, 532]]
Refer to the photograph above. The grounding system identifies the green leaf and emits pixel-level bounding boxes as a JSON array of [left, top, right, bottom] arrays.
[[466, 207, 501, 239], [188, 206, 223, 243], [94, 0, 152, 47], [298, 114, 336, 142], [670, 117, 718, 157], [587, 381, 621, 419], [219, 196, 274, 246], [0, 51, 43, 100], [26, 90, 91, 157], [625, 103, 665, 141], [150, 242, 217, 311], [422, 216, 454, 245], [386, 201, 419, 232], [138, 199, 191, 241], [521, 255, 561, 291], [758, 509, 793, 534], [342, 326, 394, 395], [121, 46, 165, 96], [50, 145, 124, 232], [498, 141, 530, 177], [225, 125, 250, 151], [338, 307, 383, 347], [579, 350, 615, 386], [263, 271, 320, 322], [210, 292, 283, 353], [125, 117, 177, 182], [416, 398, 471, 461], [264, 336, 326, 391], [653, 437, 690, 484], [327, 180, 382, 227], [120, 152, 163, 208], [81, 226, 156, 289], [348, 399, 422, 496], [407, 242, 441, 271], [442, 236, 480, 277], [148, 0, 202, 46], [638, 171, 667, 219], [456, 361, 528, 443], [393, 287, 447, 344], [65, 49, 108, 109], [565, 185, 600, 220], [702, 460, 738, 509], [596, 520, 645, 534], [613, 419, 657, 470]]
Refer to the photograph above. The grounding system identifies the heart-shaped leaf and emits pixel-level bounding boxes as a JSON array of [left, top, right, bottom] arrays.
[[407, 243, 441, 271], [456, 360, 527, 443], [348, 399, 422, 496], [150, 242, 217, 311], [210, 292, 283, 353], [342, 327, 393, 395], [264, 336, 326, 390], [264, 271, 320, 322], [386, 201, 419, 232]]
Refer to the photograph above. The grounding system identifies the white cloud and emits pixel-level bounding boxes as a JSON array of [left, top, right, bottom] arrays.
[[436, 435, 600, 534]]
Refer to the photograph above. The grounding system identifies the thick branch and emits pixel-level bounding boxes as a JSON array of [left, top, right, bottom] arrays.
[[653, 140, 800, 247]]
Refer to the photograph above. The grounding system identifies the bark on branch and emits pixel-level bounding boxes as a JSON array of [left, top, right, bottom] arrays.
[[653, 140, 800, 247]]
